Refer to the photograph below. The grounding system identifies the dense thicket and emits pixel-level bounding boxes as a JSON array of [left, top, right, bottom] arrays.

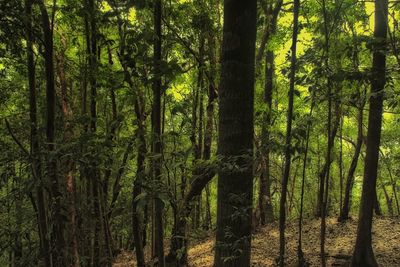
[[0, 0, 399, 266]]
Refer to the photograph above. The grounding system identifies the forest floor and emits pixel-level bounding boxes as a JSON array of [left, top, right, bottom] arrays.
[[113, 217, 400, 267]]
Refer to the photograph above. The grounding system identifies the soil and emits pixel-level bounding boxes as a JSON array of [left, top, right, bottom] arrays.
[[113, 217, 400, 267]]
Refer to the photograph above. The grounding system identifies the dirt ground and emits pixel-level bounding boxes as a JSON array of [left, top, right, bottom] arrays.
[[113, 217, 400, 266]]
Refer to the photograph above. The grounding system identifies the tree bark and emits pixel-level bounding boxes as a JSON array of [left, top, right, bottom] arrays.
[[278, 0, 299, 264], [56, 40, 80, 267], [37, 1, 66, 265], [258, 1, 282, 226], [214, 1, 257, 266], [338, 103, 364, 222], [351, 0, 387, 265], [25, 0, 52, 266], [152, 0, 165, 266], [297, 101, 314, 266]]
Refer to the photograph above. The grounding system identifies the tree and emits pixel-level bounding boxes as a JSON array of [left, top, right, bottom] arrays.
[[258, 0, 282, 226], [278, 0, 299, 264], [25, 0, 51, 265], [351, 0, 388, 265], [214, 1, 257, 266], [339, 91, 365, 222], [152, 0, 165, 266], [37, 1, 66, 265]]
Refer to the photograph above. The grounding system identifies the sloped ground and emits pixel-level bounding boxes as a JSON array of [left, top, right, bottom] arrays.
[[114, 217, 400, 266]]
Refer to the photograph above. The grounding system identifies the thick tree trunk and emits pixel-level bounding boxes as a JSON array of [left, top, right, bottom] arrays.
[[214, 1, 257, 266], [351, 0, 387, 265], [278, 0, 299, 264]]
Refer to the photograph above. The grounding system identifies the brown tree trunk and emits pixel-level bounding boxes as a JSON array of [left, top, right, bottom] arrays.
[[37, 1, 66, 265], [25, 0, 52, 266], [316, 99, 341, 218], [132, 118, 146, 267], [297, 101, 315, 266], [278, 0, 299, 264], [190, 38, 205, 230], [351, 0, 387, 265], [165, 26, 219, 266], [86, 0, 106, 265], [258, 1, 281, 226], [56, 40, 80, 267], [381, 184, 393, 216], [152, 0, 165, 266], [214, 1, 257, 266], [339, 103, 364, 222]]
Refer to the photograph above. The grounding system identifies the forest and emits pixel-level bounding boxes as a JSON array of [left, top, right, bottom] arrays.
[[0, 0, 399, 266]]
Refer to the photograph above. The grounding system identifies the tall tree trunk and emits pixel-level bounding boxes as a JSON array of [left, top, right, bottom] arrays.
[[259, 1, 282, 226], [56, 40, 80, 267], [166, 27, 218, 267], [37, 1, 66, 265], [297, 101, 314, 266], [152, 0, 165, 265], [351, 0, 387, 265], [316, 102, 340, 217], [124, 65, 147, 267], [190, 37, 204, 230], [25, 0, 52, 266], [132, 116, 146, 267], [86, 0, 106, 265], [278, 0, 299, 265], [319, 1, 334, 263], [339, 103, 364, 222], [214, 1, 257, 266]]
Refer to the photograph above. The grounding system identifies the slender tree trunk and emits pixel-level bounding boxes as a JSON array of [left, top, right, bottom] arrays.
[[351, 0, 387, 265], [195, 74, 205, 229], [278, 0, 299, 265], [25, 0, 52, 266], [339, 104, 364, 222], [214, 1, 257, 266], [297, 101, 314, 266], [152, 0, 165, 265], [86, 0, 105, 265], [204, 184, 212, 230], [316, 102, 340, 217], [56, 41, 80, 267], [258, 0, 282, 226], [166, 26, 219, 266], [132, 118, 146, 267], [384, 158, 400, 215], [13, 165, 23, 266], [374, 191, 382, 216], [381, 184, 393, 215], [190, 38, 204, 230], [37, 1, 66, 265]]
